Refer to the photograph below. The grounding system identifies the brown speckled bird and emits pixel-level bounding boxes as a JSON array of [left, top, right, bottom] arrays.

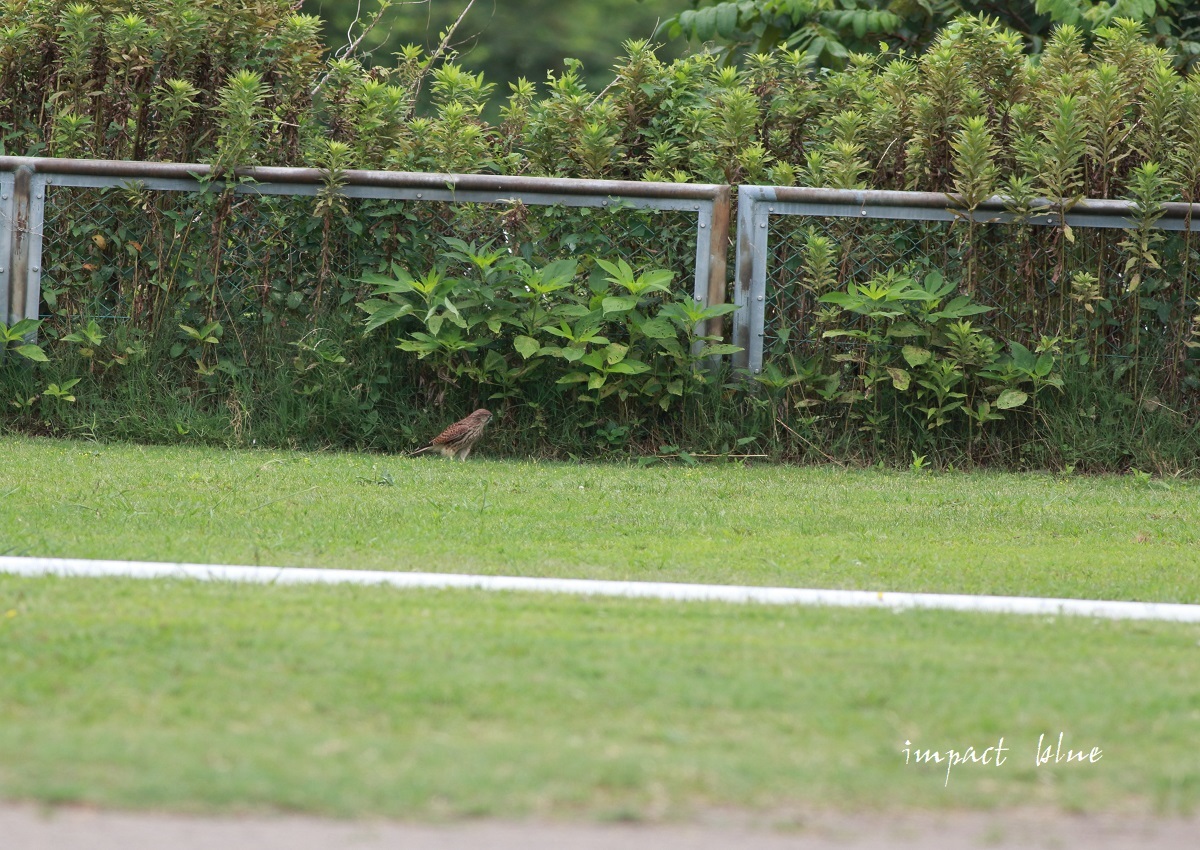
[[412, 409, 493, 460]]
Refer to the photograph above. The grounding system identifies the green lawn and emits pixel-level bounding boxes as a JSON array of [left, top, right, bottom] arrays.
[[3, 435, 1199, 819], [1, 575, 1198, 818], [2, 435, 1198, 601]]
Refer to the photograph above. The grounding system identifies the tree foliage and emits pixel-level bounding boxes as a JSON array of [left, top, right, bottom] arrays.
[[665, 0, 1200, 71], [301, 0, 693, 97]]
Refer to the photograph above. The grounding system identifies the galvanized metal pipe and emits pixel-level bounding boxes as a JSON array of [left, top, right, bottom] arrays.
[[740, 184, 1200, 224], [0, 156, 728, 202], [7, 165, 32, 328], [733, 188, 772, 373], [0, 173, 12, 326], [732, 189, 755, 370]]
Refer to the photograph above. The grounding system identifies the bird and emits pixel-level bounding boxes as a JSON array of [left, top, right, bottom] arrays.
[[412, 409, 493, 460]]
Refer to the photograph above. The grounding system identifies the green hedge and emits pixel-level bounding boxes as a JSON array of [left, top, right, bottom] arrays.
[[2, 4, 1197, 198], [1, 2, 1198, 468]]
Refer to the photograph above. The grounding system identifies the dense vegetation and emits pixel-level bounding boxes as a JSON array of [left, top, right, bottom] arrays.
[[301, 0, 692, 102], [669, 0, 1200, 72], [4, 1, 1199, 194], [0, 1, 1197, 470]]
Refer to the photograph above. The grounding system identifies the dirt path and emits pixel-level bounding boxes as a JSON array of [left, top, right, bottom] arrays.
[[5, 803, 1197, 849]]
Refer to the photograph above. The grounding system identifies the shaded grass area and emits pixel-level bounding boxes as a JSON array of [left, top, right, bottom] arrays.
[[1, 575, 1198, 818], [2, 435, 1199, 601], [5, 354, 1199, 475]]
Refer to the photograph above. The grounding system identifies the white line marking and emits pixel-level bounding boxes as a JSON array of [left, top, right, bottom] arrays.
[[2, 556, 1199, 622]]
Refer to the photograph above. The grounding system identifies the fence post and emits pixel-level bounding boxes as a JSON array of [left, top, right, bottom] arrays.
[[733, 186, 769, 374], [7, 163, 45, 331], [705, 186, 731, 342], [0, 168, 13, 328]]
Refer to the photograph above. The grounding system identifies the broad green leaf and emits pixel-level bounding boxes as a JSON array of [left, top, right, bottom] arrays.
[[995, 388, 1028, 409], [638, 317, 676, 339], [698, 343, 743, 357], [656, 338, 685, 358], [1008, 341, 1035, 372], [920, 270, 951, 297], [605, 343, 629, 365], [483, 349, 508, 375], [697, 302, 740, 318], [817, 291, 858, 306], [635, 269, 675, 294], [715, 3, 738, 37], [440, 297, 466, 328], [9, 318, 43, 338], [557, 304, 594, 319], [607, 359, 650, 375], [361, 300, 414, 334], [602, 295, 639, 315], [887, 321, 924, 338], [887, 367, 910, 391], [692, 7, 718, 41], [929, 296, 992, 320], [556, 371, 589, 384], [361, 269, 415, 294], [594, 257, 633, 285], [514, 335, 541, 359], [902, 345, 932, 367], [534, 259, 578, 291], [15, 344, 48, 362]]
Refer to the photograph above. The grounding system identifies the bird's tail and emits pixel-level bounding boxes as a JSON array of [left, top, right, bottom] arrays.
[[409, 445, 434, 456]]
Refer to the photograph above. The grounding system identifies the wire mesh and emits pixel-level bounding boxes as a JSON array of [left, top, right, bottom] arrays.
[[764, 212, 1200, 392], [37, 184, 702, 340]]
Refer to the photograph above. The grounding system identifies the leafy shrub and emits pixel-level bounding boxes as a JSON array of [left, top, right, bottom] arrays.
[[360, 240, 739, 414], [759, 269, 1063, 440]]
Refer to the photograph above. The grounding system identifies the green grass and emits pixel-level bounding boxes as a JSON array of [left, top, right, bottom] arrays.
[[3, 435, 1199, 818], [2, 435, 1199, 601], [1, 575, 1198, 818]]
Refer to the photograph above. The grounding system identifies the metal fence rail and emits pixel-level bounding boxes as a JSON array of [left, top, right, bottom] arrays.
[[734, 186, 1200, 375], [1, 157, 731, 341]]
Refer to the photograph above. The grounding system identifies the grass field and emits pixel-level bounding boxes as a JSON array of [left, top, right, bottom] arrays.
[[1, 575, 1198, 818], [2, 435, 1198, 601], [2, 434, 1199, 819]]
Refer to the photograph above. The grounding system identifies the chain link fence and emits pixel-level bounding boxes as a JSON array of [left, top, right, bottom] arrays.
[[37, 188, 705, 333], [3, 159, 731, 344], [736, 187, 1200, 399]]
